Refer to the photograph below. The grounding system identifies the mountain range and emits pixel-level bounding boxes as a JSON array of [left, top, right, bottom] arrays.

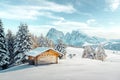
[[46, 28, 120, 51]]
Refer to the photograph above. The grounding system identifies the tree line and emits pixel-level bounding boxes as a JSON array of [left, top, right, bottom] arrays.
[[0, 20, 66, 70], [82, 44, 107, 61]]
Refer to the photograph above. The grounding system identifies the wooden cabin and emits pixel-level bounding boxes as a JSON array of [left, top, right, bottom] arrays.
[[25, 47, 62, 65]]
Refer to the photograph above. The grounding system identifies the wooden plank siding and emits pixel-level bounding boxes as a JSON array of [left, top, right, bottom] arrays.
[[28, 49, 60, 65]]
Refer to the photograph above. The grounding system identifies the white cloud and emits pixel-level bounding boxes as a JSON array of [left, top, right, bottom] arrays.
[[39, 12, 65, 21], [0, 9, 40, 20], [52, 20, 120, 39], [1, 0, 120, 39], [89, 27, 120, 39], [0, 4, 41, 20], [52, 20, 89, 32], [86, 19, 96, 25], [40, 1, 76, 13], [106, 0, 120, 11], [26, 19, 120, 39], [109, 21, 115, 25], [53, 21, 87, 28], [0, 1, 76, 20], [29, 25, 55, 36]]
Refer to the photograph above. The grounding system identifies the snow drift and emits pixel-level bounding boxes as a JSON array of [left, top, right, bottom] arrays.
[[0, 47, 120, 80]]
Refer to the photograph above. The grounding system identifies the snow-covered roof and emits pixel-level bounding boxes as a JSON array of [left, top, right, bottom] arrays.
[[25, 47, 62, 57]]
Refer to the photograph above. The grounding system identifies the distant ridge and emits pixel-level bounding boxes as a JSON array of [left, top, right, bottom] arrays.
[[46, 28, 120, 51]]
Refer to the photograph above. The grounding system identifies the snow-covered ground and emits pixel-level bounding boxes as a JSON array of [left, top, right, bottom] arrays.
[[66, 47, 120, 62], [0, 47, 120, 80]]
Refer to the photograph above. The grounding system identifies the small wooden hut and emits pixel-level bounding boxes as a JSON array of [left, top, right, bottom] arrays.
[[25, 47, 62, 65]]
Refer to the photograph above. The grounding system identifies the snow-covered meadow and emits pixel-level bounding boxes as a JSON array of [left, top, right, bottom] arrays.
[[0, 47, 120, 80]]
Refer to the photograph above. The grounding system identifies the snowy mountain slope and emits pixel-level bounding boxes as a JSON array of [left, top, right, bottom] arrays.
[[46, 28, 120, 50], [0, 47, 120, 80], [46, 28, 106, 46], [104, 41, 120, 51], [46, 28, 64, 43]]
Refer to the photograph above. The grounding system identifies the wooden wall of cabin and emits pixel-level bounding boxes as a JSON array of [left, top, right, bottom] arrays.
[[35, 50, 59, 64]]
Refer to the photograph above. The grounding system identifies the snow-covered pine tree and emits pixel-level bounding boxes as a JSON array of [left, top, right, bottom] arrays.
[[6, 30, 15, 65], [38, 34, 45, 47], [38, 34, 54, 48], [0, 20, 9, 69], [55, 39, 66, 59], [14, 24, 32, 64], [45, 37, 54, 48], [95, 44, 107, 61], [82, 45, 95, 59], [31, 34, 39, 49]]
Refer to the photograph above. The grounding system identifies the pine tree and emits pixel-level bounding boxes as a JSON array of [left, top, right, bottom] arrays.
[[14, 24, 32, 64], [38, 34, 45, 47], [55, 39, 66, 59], [45, 37, 54, 47], [38, 34, 54, 48], [0, 20, 9, 69], [82, 45, 95, 59], [95, 44, 107, 61], [6, 30, 15, 65], [31, 34, 39, 49]]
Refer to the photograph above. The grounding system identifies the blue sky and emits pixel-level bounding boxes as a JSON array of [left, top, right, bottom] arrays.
[[0, 0, 120, 39]]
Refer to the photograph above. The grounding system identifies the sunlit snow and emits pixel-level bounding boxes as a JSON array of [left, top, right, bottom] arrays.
[[0, 47, 120, 80]]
